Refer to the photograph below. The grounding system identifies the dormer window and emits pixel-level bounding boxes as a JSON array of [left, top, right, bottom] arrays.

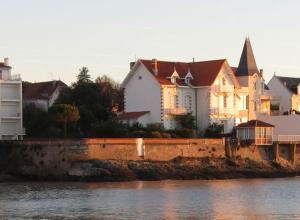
[[171, 67, 180, 84], [185, 69, 194, 85]]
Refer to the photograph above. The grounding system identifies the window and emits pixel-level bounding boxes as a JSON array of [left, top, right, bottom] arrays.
[[256, 127, 272, 145], [222, 78, 226, 86], [171, 76, 176, 84], [184, 95, 192, 112], [223, 95, 227, 108], [241, 96, 248, 110], [138, 76, 142, 80], [185, 77, 191, 85]]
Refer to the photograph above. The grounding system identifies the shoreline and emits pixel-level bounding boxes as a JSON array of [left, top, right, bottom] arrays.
[[1, 157, 299, 182]]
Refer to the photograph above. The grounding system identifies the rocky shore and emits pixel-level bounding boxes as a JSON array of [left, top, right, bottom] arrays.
[[1, 157, 298, 182]]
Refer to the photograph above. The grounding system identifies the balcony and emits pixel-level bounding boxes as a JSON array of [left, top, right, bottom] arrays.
[[211, 85, 234, 93], [210, 107, 234, 115], [164, 107, 187, 115], [2, 113, 21, 120], [0, 74, 22, 83], [237, 109, 248, 117]]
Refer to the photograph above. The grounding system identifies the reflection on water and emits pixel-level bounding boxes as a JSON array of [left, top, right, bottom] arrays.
[[1, 178, 300, 219]]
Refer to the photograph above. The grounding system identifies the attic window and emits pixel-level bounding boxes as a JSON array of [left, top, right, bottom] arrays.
[[222, 78, 226, 86], [171, 76, 177, 84], [185, 77, 191, 85], [185, 69, 193, 85]]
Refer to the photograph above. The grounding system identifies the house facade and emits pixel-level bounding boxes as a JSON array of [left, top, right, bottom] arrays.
[[267, 75, 300, 115], [23, 80, 67, 111], [120, 38, 271, 133], [0, 58, 24, 140]]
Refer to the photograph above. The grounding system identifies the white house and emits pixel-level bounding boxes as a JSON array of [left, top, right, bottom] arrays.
[[120, 38, 271, 133], [23, 80, 67, 111], [0, 58, 24, 140], [267, 75, 300, 115]]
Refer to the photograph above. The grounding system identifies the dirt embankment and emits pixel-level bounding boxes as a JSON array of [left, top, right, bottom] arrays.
[[1, 157, 298, 182]]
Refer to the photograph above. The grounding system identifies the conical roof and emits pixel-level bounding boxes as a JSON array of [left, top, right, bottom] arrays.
[[236, 37, 259, 76]]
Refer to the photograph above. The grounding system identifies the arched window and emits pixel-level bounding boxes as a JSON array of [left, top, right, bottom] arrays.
[[184, 94, 192, 112]]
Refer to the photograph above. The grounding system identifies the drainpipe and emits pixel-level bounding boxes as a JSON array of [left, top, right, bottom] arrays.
[[194, 88, 198, 130]]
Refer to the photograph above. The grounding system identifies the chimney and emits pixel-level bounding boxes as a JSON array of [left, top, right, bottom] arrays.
[[259, 69, 263, 76], [4, 58, 9, 66], [151, 59, 158, 75], [130, 62, 136, 70]]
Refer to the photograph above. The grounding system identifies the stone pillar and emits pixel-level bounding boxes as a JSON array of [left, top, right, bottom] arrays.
[[291, 144, 297, 165], [274, 143, 279, 162]]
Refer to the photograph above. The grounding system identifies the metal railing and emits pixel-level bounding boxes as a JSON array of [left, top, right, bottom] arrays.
[[9, 74, 21, 81], [211, 85, 234, 93], [210, 107, 234, 115], [164, 107, 187, 115]]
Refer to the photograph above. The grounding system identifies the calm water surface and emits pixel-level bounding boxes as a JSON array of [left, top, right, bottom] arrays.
[[1, 178, 300, 220]]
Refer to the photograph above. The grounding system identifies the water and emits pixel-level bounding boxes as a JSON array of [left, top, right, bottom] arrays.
[[1, 178, 300, 220]]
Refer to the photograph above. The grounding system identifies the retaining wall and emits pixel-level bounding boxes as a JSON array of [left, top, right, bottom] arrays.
[[14, 138, 225, 164]]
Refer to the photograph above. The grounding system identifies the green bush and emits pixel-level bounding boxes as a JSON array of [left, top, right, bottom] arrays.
[[205, 123, 224, 138]]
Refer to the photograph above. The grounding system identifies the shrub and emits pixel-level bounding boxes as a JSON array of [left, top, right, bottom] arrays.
[[205, 123, 224, 138]]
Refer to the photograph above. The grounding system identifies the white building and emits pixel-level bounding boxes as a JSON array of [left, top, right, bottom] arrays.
[[120, 38, 271, 133], [267, 75, 300, 115], [0, 58, 24, 140]]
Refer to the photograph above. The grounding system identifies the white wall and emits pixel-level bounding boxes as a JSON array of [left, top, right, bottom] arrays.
[[258, 115, 300, 136], [124, 63, 162, 124], [267, 76, 292, 114], [0, 81, 23, 139], [196, 87, 209, 132]]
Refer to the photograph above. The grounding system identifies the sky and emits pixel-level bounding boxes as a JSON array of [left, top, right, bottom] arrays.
[[1, 0, 300, 85]]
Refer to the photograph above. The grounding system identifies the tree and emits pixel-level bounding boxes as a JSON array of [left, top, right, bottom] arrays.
[[49, 104, 80, 138], [77, 67, 92, 84], [175, 112, 196, 129]]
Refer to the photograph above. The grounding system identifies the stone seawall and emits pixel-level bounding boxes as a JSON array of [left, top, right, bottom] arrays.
[[11, 138, 225, 162], [1, 138, 300, 181]]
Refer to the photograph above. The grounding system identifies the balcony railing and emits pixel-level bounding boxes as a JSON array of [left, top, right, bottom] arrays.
[[211, 85, 234, 93], [9, 74, 21, 81], [1, 74, 21, 81], [237, 109, 248, 117], [275, 135, 300, 143], [210, 107, 234, 115], [164, 107, 187, 115]]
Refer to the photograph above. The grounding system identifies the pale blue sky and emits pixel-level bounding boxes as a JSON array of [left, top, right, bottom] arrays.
[[1, 0, 300, 84]]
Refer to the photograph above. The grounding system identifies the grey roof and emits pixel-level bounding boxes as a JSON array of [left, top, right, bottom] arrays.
[[276, 76, 300, 94], [236, 37, 260, 77]]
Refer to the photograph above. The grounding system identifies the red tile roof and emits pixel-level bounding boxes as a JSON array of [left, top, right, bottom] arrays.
[[23, 80, 67, 100], [237, 120, 274, 128], [140, 59, 231, 86], [0, 62, 11, 69], [116, 111, 150, 120]]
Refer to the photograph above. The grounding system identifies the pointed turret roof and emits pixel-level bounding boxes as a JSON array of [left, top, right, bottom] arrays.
[[236, 37, 260, 76]]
